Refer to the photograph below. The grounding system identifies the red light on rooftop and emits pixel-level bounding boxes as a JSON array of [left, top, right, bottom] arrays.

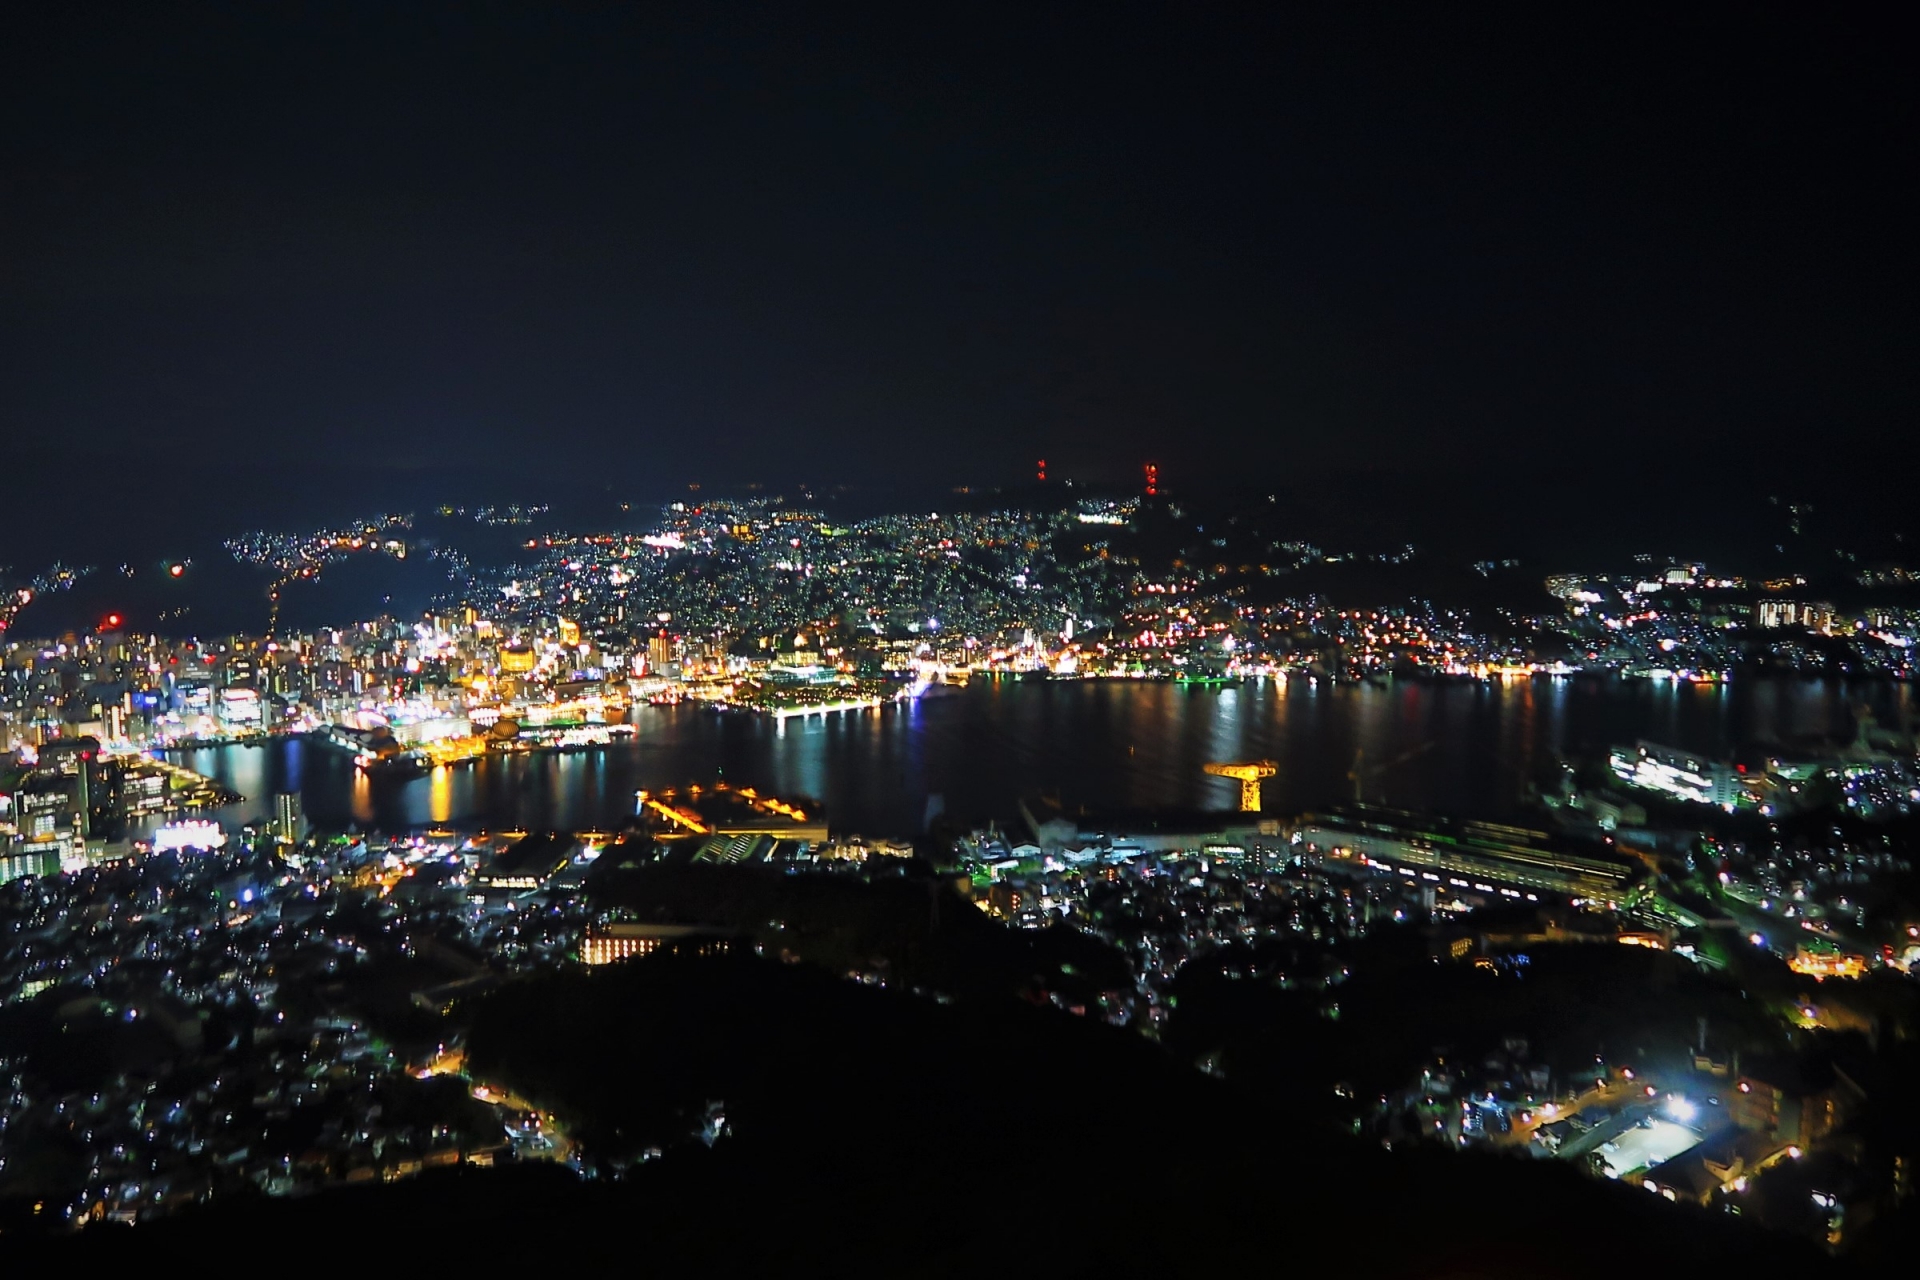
[[1036, 458, 1047, 482]]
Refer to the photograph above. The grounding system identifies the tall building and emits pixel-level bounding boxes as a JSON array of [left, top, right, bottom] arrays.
[[0, 845, 58, 886], [270, 790, 307, 847], [1757, 599, 1836, 633], [8, 776, 85, 870], [33, 736, 104, 841]]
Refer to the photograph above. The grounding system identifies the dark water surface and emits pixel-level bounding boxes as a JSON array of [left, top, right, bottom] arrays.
[[163, 677, 1914, 838]]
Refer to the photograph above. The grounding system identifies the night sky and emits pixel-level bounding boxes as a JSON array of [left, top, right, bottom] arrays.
[[4, 3, 1914, 541]]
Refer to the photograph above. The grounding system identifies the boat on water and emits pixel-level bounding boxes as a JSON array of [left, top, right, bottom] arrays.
[[315, 722, 433, 776], [364, 751, 430, 779]]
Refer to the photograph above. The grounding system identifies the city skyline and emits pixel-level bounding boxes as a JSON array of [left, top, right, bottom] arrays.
[[4, 6, 1918, 1269]]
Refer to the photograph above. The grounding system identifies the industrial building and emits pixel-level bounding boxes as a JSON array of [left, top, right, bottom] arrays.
[[475, 832, 581, 891], [1293, 806, 1646, 902], [1019, 796, 1288, 866], [1609, 741, 1750, 809]]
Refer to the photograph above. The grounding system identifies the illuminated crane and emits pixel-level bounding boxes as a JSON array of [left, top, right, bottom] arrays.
[[1204, 760, 1277, 812]]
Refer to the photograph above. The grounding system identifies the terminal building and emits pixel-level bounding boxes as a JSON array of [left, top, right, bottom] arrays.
[[1292, 806, 1646, 902], [1019, 796, 1288, 866], [1609, 740, 1749, 809], [475, 832, 581, 892]]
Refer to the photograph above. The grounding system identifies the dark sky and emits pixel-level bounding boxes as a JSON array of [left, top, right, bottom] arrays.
[[4, 3, 1914, 535]]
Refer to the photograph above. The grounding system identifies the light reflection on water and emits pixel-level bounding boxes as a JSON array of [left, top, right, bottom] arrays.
[[158, 676, 1911, 837], [428, 765, 453, 824]]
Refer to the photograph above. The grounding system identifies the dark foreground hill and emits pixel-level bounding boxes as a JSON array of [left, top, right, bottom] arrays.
[[6, 954, 1850, 1276]]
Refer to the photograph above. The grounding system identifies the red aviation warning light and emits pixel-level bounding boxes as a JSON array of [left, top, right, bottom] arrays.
[[168, 563, 186, 578], [1037, 458, 1047, 482], [102, 613, 123, 630], [1144, 462, 1158, 496]]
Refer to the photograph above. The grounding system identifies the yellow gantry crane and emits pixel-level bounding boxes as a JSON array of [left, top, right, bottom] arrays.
[[1204, 760, 1278, 812]]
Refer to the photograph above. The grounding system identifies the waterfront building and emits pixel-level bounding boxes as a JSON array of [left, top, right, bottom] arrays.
[[476, 832, 581, 891], [1610, 741, 1748, 809], [1294, 807, 1645, 902]]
